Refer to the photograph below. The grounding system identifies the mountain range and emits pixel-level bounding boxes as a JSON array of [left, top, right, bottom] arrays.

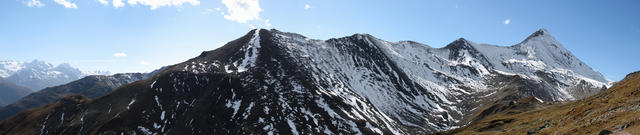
[[0, 60, 110, 91], [0, 29, 611, 134]]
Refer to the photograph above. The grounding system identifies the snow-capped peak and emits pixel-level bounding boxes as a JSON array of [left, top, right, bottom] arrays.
[[513, 29, 609, 84], [0, 60, 25, 78], [520, 28, 561, 49], [0, 60, 99, 90], [444, 38, 476, 50], [525, 28, 551, 40]]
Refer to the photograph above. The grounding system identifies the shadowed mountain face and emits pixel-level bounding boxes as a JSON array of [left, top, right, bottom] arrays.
[[0, 78, 31, 106], [436, 71, 640, 135], [0, 29, 609, 134]]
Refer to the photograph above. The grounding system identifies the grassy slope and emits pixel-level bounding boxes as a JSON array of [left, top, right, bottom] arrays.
[[439, 71, 640, 135]]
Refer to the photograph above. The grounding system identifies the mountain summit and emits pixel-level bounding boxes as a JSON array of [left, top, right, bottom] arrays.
[[525, 28, 549, 39], [0, 29, 609, 134]]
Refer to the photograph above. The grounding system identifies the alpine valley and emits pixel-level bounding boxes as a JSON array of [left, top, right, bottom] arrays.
[[0, 29, 612, 134]]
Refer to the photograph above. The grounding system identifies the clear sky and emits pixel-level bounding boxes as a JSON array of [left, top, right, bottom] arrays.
[[0, 0, 639, 81]]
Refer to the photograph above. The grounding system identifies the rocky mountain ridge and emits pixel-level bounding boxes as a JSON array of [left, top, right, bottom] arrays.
[[0, 28, 609, 134]]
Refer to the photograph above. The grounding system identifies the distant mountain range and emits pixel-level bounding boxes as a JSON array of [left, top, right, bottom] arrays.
[[0, 29, 611, 134], [0, 60, 110, 91]]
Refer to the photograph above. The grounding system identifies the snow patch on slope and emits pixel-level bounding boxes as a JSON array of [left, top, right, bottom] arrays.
[[235, 29, 262, 72]]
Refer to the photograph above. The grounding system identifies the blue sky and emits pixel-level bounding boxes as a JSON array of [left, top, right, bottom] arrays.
[[0, 0, 639, 81]]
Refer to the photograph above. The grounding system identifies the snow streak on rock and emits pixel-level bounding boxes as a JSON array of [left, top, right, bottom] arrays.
[[236, 28, 261, 72]]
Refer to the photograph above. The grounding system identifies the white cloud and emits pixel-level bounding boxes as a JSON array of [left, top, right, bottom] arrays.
[[108, 0, 121, 8], [140, 61, 150, 66], [304, 4, 310, 10], [113, 53, 127, 57], [126, 0, 200, 10], [98, 0, 108, 5], [26, 0, 45, 7], [264, 19, 271, 27], [215, 7, 221, 11], [112, 0, 125, 8], [30, 0, 200, 9], [248, 24, 256, 29], [504, 19, 511, 25], [221, 0, 262, 23], [54, 0, 77, 8]]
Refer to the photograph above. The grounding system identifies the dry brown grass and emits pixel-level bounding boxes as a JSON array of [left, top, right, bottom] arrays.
[[441, 72, 640, 135]]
